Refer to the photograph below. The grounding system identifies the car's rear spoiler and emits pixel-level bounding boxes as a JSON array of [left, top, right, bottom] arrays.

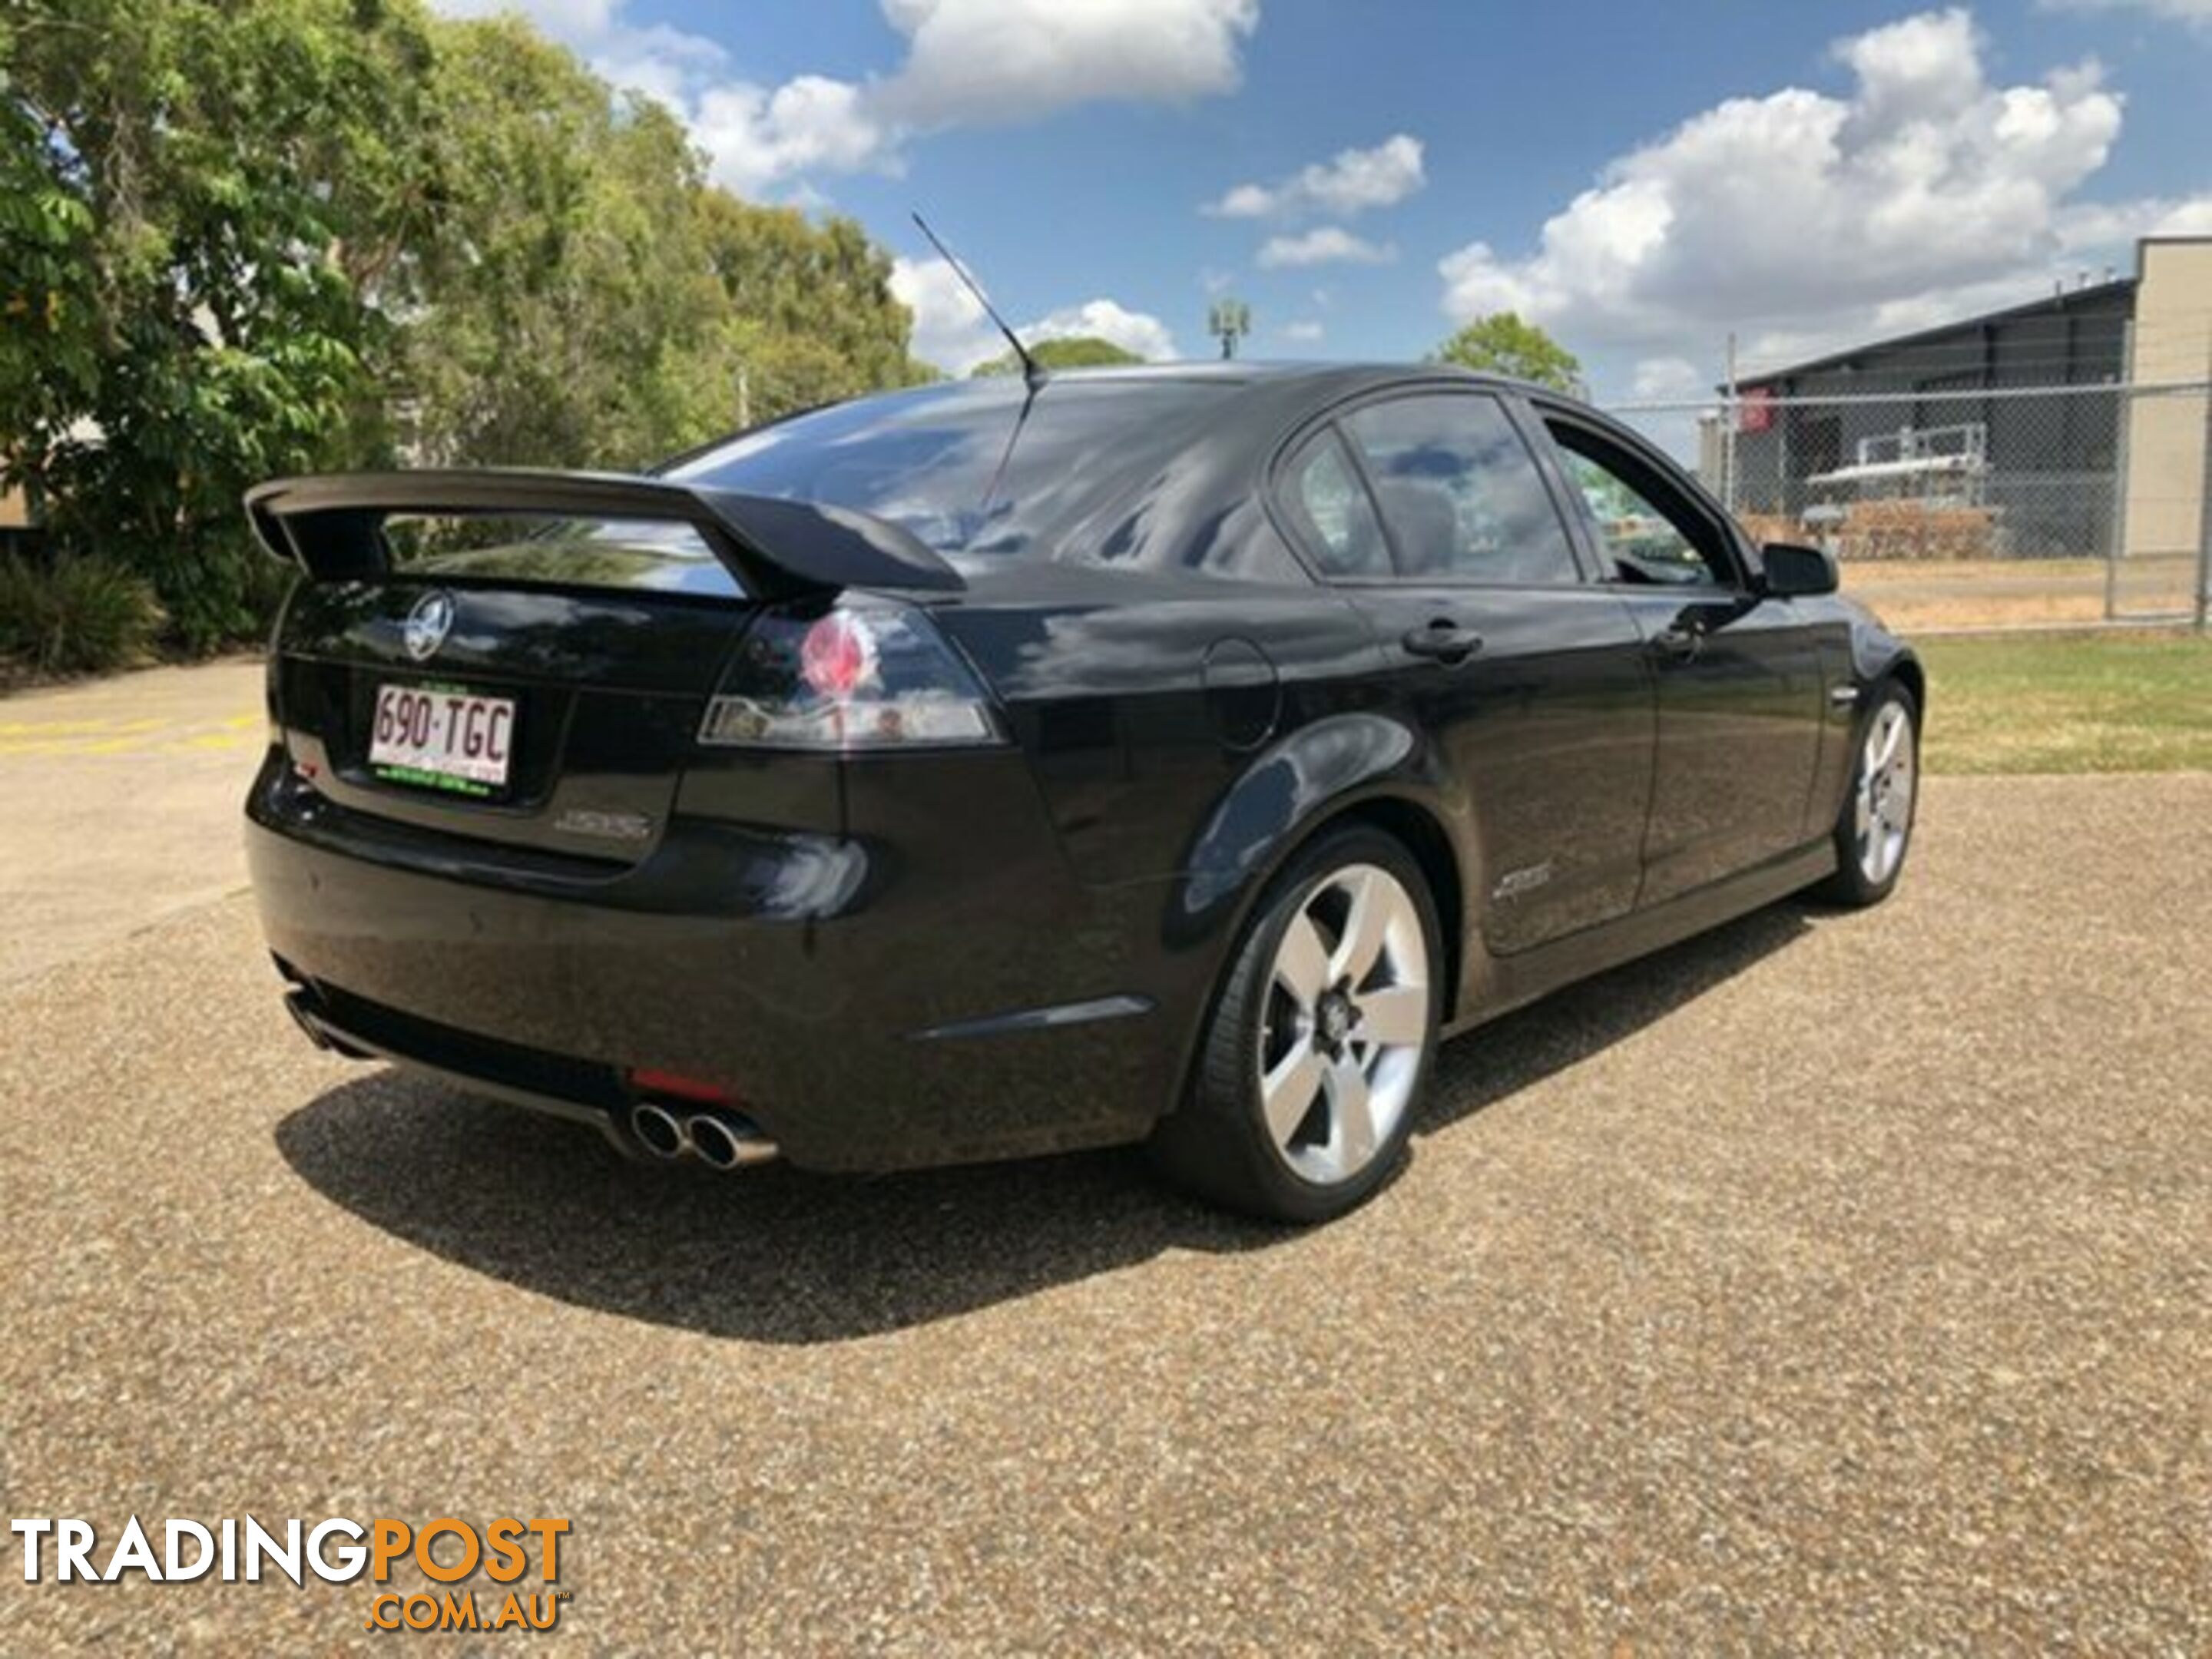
[[243, 468, 965, 596]]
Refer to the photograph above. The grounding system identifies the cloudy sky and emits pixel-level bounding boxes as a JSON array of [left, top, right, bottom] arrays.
[[433, 0, 2212, 394]]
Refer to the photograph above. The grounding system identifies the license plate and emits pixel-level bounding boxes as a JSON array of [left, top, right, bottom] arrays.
[[369, 683, 516, 794]]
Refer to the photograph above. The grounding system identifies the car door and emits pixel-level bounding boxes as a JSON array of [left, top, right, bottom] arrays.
[[1531, 403, 1826, 907], [1280, 388, 1655, 959]]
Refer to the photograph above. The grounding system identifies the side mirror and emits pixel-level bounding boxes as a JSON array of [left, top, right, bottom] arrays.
[[1760, 541, 1839, 598]]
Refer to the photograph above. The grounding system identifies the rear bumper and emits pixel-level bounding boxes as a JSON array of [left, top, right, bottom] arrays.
[[245, 750, 1194, 1172], [280, 979, 632, 1144]]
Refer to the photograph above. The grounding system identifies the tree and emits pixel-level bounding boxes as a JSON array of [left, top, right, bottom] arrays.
[[1429, 313, 1583, 393], [2, 1, 928, 654], [392, 17, 730, 470], [692, 192, 918, 426], [970, 336, 1145, 378], [1, 0, 443, 647]]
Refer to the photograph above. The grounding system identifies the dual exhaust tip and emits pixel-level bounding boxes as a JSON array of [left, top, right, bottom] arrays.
[[630, 1101, 780, 1171]]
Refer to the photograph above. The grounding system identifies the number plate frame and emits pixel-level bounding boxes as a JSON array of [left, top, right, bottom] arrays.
[[367, 681, 518, 798]]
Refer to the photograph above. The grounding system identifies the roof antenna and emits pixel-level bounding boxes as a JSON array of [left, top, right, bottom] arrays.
[[912, 211, 1045, 392]]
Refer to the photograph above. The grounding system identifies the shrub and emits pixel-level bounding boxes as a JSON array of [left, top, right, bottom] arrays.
[[0, 554, 168, 678]]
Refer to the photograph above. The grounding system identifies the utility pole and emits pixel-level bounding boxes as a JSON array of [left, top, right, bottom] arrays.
[[1208, 299, 1250, 361], [1723, 332, 1739, 515], [2104, 319, 2133, 623], [2197, 334, 2211, 631]]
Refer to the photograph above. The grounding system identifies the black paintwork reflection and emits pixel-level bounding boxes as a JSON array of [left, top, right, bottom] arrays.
[[935, 565, 1383, 886], [279, 580, 752, 861], [1612, 591, 1828, 904], [1178, 714, 1419, 921], [1332, 585, 1655, 955], [1198, 637, 1280, 752]]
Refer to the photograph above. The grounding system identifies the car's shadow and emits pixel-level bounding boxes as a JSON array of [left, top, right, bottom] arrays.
[[275, 904, 1810, 1343]]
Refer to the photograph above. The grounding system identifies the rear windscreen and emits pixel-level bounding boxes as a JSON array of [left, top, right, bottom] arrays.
[[389, 516, 743, 598], [665, 378, 1237, 562]]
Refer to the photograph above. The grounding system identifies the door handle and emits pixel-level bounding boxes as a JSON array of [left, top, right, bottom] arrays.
[[1400, 619, 1482, 665], [1651, 623, 1704, 662]]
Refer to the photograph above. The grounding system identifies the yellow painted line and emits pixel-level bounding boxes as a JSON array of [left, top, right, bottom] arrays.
[[0, 739, 151, 757], [75, 736, 156, 755], [171, 733, 256, 751], [0, 717, 167, 737], [0, 708, 262, 757], [0, 733, 262, 757]]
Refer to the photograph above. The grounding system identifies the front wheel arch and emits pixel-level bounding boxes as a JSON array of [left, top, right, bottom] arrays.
[[1814, 675, 1920, 907], [1885, 654, 1926, 722]]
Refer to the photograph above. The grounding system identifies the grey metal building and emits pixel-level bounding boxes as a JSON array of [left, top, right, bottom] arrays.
[[1714, 237, 2210, 562]]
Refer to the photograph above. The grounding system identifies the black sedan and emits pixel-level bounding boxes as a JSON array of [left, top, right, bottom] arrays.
[[244, 364, 1921, 1222]]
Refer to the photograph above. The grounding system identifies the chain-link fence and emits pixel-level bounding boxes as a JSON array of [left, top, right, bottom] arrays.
[[1602, 380, 2212, 632]]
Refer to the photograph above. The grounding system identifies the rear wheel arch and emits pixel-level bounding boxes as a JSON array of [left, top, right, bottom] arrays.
[[1323, 796, 1465, 1019], [1179, 787, 1469, 1062], [1151, 816, 1449, 1220]]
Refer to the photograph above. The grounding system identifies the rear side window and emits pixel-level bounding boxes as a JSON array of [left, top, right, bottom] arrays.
[[1280, 430, 1390, 578], [1343, 394, 1581, 586]]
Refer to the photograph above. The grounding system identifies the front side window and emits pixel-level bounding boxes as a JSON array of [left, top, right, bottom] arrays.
[[1343, 394, 1581, 586], [1548, 426, 1732, 587]]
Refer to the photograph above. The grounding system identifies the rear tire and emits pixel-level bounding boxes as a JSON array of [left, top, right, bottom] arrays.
[[1149, 826, 1442, 1224], [1813, 680, 1919, 908]]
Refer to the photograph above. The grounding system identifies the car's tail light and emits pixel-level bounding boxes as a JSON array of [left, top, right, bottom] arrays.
[[698, 597, 1004, 751]]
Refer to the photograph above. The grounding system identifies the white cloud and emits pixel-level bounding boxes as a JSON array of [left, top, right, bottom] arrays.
[[433, 0, 1262, 197], [1629, 356, 1707, 400], [1205, 133, 1426, 219], [581, 22, 730, 108], [1258, 227, 1395, 269], [429, 0, 730, 112], [1438, 9, 2134, 363], [694, 76, 897, 197], [1028, 299, 1180, 361], [2056, 190, 2212, 247], [2151, 196, 2212, 233], [873, 0, 1260, 127], [1280, 320, 1326, 343], [890, 259, 1178, 372], [890, 257, 997, 370]]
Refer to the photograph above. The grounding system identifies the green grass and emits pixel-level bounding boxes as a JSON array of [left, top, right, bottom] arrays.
[[1919, 630, 2212, 774]]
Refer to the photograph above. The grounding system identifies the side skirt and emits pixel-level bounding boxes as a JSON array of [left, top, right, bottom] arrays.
[[1445, 839, 1836, 1039]]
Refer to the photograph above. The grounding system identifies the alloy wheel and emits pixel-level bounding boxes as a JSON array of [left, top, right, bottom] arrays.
[[1257, 863, 1431, 1185], [1855, 700, 1916, 886]]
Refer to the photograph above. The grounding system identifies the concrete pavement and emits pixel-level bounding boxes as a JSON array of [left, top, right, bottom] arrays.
[[0, 769, 2207, 1651], [0, 659, 266, 985]]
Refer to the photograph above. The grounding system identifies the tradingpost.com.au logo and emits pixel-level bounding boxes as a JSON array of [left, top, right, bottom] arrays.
[[13, 1515, 572, 1634]]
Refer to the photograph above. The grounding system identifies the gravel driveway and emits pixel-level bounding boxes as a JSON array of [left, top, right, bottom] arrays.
[[1, 773, 2205, 1651]]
